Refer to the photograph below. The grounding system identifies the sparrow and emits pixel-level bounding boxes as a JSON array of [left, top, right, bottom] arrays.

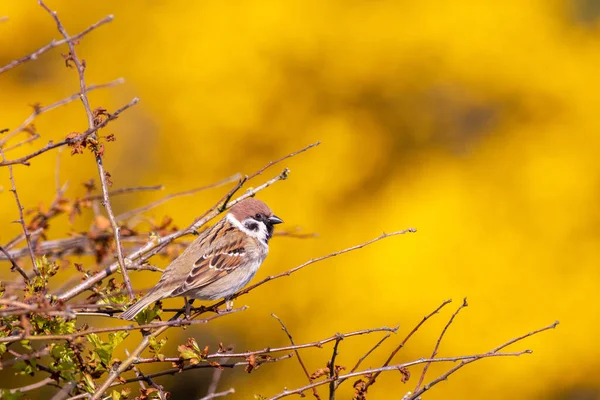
[[119, 198, 283, 320]]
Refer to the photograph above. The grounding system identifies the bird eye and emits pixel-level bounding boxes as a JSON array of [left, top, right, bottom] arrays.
[[255, 213, 262, 220]]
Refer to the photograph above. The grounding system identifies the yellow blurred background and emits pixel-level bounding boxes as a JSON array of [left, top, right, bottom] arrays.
[[1, 0, 599, 398]]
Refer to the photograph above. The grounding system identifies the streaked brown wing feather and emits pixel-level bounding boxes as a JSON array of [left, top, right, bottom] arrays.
[[171, 228, 246, 296]]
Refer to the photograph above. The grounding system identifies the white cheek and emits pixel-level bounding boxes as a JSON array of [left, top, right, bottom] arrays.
[[226, 214, 269, 245]]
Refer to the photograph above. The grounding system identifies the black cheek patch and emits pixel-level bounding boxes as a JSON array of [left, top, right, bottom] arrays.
[[245, 222, 259, 231]]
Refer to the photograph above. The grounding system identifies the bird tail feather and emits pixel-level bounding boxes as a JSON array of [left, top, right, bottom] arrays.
[[119, 291, 163, 320]]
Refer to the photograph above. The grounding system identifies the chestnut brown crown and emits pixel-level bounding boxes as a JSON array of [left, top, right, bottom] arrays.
[[229, 198, 282, 224]]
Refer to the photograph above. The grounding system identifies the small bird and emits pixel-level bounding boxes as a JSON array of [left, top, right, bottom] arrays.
[[120, 198, 283, 320]]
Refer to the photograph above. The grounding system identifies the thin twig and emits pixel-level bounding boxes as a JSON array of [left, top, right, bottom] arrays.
[[39, 0, 133, 299], [267, 352, 531, 400], [119, 355, 292, 387], [85, 184, 164, 201], [247, 141, 320, 180], [90, 307, 245, 400], [0, 307, 247, 344], [272, 313, 320, 399], [0, 13, 113, 74], [126, 349, 167, 400], [364, 299, 452, 389], [3, 134, 40, 152], [0, 78, 125, 147], [328, 334, 342, 400], [0, 244, 29, 281], [199, 388, 235, 400], [0, 98, 139, 167], [0, 148, 39, 275], [115, 173, 241, 222], [213, 229, 417, 309], [407, 321, 559, 399], [130, 327, 396, 366], [0, 346, 50, 369], [414, 297, 468, 393], [205, 350, 231, 398], [334, 331, 394, 389], [55, 147, 63, 195], [9, 377, 56, 394]]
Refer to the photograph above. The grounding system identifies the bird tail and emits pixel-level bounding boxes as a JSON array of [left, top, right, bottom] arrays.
[[119, 291, 163, 320]]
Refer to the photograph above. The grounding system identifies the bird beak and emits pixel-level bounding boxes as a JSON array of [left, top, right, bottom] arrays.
[[268, 215, 283, 225]]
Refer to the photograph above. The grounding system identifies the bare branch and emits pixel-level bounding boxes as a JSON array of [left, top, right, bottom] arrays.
[[0, 78, 125, 147], [119, 354, 292, 387], [38, 0, 134, 299], [414, 297, 468, 393], [364, 299, 452, 389], [0, 307, 247, 344], [199, 388, 235, 400], [9, 377, 57, 394], [0, 14, 113, 74], [0, 244, 29, 282], [334, 331, 394, 389], [0, 148, 39, 275], [328, 334, 342, 400], [0, 98, 139, 167], [407, 321, 560, 399], [267, 351, 532, 400], [213, 229, 417, 309], [3, 134, 40, 152], [247, 141, 320, 180], [115, 173, 242, 222], [272, 313, 320, 399]]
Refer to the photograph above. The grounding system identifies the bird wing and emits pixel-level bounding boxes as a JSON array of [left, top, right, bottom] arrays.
[[169, 221, 248, 296]]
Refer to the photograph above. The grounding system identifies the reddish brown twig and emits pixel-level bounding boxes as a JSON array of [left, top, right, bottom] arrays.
[[0, 98, 139, 167], [0, 78, 124, 147], [364, 298, 452, 390], [414, 297, 468, 393], [334, 330, 395, 389], [247, 141, 320, 180], [407, 321, 560, 399], [0, 148, 39, 275], [267, 351, 532, 400], [0, 244, 29, 282], [213, 229, 417, 309], [39, 0, 133, 299], [0, 14, 113, 74], [115, 173, 242, 222], [272, 313, 320, 399]]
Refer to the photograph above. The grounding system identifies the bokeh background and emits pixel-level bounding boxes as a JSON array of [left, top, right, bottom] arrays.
[[1, 0, 599, 399]]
